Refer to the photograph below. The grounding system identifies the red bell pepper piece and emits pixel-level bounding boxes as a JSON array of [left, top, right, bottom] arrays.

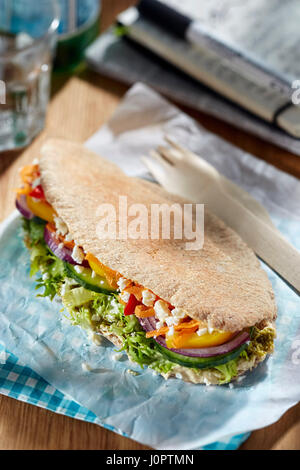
[[29, 185, 45, 200], [124, 294, 139, 316]]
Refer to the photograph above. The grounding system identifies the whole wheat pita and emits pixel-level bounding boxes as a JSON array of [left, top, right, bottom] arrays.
[[39, 138, 276, 332]]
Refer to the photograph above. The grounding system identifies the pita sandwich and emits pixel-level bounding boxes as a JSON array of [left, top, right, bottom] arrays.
[[15, 139, 276, 385]]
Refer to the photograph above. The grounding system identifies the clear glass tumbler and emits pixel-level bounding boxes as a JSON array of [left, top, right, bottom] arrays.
[[0, 0, 59, 151]]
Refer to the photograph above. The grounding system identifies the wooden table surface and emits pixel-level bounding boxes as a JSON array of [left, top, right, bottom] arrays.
[[1, 0, 300, 451]]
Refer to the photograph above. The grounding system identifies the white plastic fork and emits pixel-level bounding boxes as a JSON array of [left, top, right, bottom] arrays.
[[144, 135, 277, 230], [142, 137, 300, 295]]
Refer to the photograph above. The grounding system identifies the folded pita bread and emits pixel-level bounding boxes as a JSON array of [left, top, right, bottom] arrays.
[[40, 139, 276, 334]]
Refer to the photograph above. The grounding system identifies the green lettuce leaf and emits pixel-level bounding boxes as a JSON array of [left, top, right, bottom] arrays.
[[214, 360, 238, 384], [23, 217, 46, 247], [23, 218, 65, 299], [62, 286, 174, 374]]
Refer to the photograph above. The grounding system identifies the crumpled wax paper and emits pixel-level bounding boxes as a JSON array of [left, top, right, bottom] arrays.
[[1, 83, 300, 450]]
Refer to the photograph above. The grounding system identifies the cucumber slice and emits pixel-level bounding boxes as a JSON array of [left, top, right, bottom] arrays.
[[33, 216, 47, 225], [156, 342, 247, 369], [64, 262, 117, 295]]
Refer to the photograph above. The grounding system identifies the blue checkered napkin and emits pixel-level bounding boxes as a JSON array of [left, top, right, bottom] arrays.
[[0, 344, 96, 423], [0, 343, 249, 450]]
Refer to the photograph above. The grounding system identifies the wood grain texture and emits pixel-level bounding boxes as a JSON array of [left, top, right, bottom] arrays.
[[0, 0, 299, 451]]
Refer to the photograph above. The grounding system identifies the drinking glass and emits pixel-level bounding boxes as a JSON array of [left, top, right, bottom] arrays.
[[55, 0, 100, 72], [0, 0, 59, 151]]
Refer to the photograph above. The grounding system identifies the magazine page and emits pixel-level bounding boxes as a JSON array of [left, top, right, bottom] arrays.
[[164, 0, 300, 82]]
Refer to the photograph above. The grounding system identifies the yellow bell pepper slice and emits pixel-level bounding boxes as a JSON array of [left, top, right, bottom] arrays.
[[166, 329, 235, 349], [86, 253, 119, 289], [20, 164, 39, 185], [26, 195, 56, 223]]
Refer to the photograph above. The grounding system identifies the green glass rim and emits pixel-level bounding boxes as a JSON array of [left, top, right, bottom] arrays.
[[0, 0, 60, 59], [57, 2, 100, 42]]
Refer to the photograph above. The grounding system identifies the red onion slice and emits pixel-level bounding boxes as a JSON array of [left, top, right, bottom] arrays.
[[138, 317, 250, 358], [16, 195, 34, 220], [17, 197, 90, 268], [139, 316, 157, 331], [44, 225, 77, 265], [44, 226, 90, 267]]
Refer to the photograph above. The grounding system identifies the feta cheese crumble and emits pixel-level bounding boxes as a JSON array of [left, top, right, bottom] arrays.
[[165, 308, 187, 326], [72, 245, 85, 264], [207, 319, 214, 334], [64, 233, 73, 243], [120, 291, 130, 303], [142, 290, 156, 307], [166, 326, 175, 337], [197, 328, 208, 337], [32, 177, 41, 189], [156, 321, 165, 330], [117, 277, 130, 291], [154, 300, 171, 322], [171, 308, 186, 321], [165, 317, 178, 327], [54, 216, 68, 237]]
